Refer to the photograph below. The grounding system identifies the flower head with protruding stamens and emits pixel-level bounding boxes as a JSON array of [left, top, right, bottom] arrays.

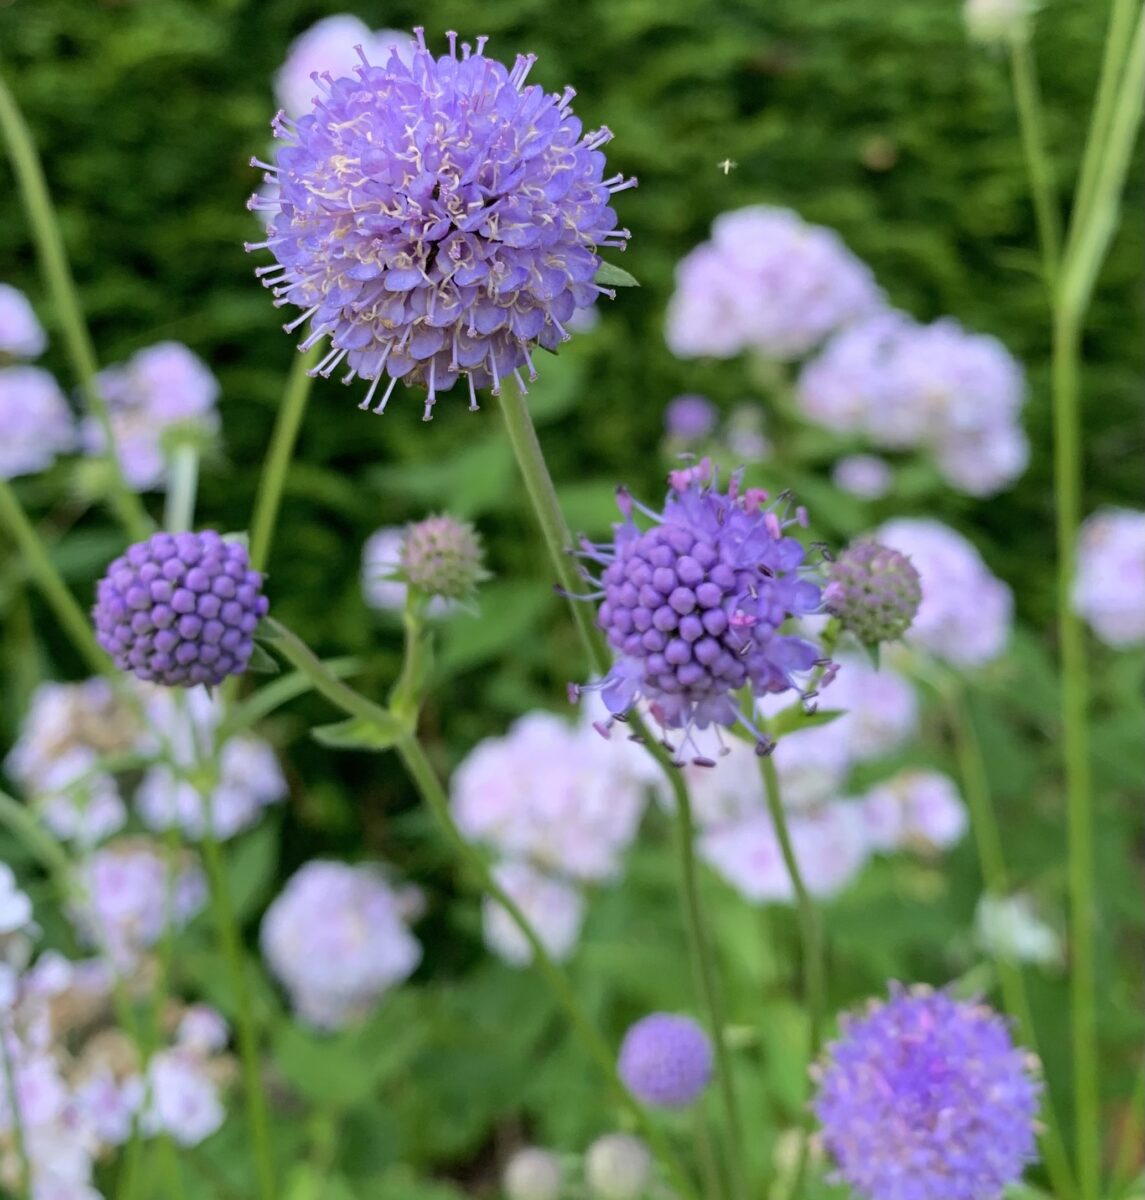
[[570, 459, 828, 758], [248, 28, 634, 419]]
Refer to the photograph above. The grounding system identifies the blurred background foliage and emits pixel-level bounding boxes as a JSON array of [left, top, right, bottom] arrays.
[[1, 0, 1142, 1194]]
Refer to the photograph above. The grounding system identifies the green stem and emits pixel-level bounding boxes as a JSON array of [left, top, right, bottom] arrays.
[[395, 734, 699, 1200], [1068, 0, 1140, 249], [0, 71, 150, 540], [939, 679, 1078, 1200], [0, 787, 75, 887], [1111, 1057, 1144, 1195], [164, 443, 200, 535], [760, 755, 824, 1200], [248, 348, 319, 575], [495, 384, 610, 676], [217, 656, 362, 741], [1008, 33, 1061, 284], [199, 829, 276, 1200], [0, 478, 110, 676], [0, 1021, 32, 1200], [390, 591, 431, 722], [668, 769, 747, 1200]]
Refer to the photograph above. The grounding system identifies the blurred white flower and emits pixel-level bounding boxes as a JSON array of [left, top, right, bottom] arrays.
[[975, 894, 1063, 967]]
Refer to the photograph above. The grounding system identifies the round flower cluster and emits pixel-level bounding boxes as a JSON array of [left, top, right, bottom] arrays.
[[825, 539, 922, 644], [860, 769, 968, 855], [503, 1148, 563, 1200], [0, 282, 47, 359], [4, 678, 139, 845], [574, 458, 826, 750], [877, 518, 1013, 666], [483, 861, 586, 967], [401, 514, 487, 600], [250, 28, 633, 416], [584, 1133, 653, 1200], [664, 393, 717, 442], [0, 365, 75, 479], [831, 453, 892, 500], [617, 1013, 712, 1108], [797, 312, 1028, 496], [1071, 507, 1145, 647], [135, 688, 287, 840], [964, 0, 1033, 43], [260, 860, 422, 1029], [85, 341, 220, 491], [452, 710, 659, 883], [70, 838, 207, 971], [812, 985, 1042, 1200], [93, 530, 269, 688], [974, 895, 1063, 968], [665, 206, 881, 362], [274, 15, 413, 116]]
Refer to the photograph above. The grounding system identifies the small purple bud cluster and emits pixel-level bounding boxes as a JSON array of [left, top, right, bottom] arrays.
[[401, 514, 487, 600], [617, 1012, 713, 1109], [573, 458, 825, 749], [93, 531, 268, 688], [812, 984, 1041, 1200], [825, 540, 922, 644], [249, 28, 633, 417]]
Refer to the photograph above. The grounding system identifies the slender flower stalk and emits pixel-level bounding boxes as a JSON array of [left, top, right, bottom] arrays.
[[0, 1025, 32, 1200], [759, 753, 823, 1200], [248, 348, 318, 574], [0, 71, 150, 540], [164, 444, 201, 536]]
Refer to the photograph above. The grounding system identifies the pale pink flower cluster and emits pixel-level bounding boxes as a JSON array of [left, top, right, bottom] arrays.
[[1071, 508, 1145, 647]]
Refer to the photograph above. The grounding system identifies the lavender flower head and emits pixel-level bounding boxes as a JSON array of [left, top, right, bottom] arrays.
[[665, 206, 880, 362], [812, 984, 1041, 1200], [572, 458, 826, 754], [878, 518, 1012, 666], [0, 366, 75, 479], [85, 342, 220, 491], [825, 540, 922, 644], [483, 861, 585, 967], [260, 860, 422, 1030], [1071, 507, 1145, 647], [401, 513, 488, 600], [249, 28, 634, 417], [617, 1013, 712, 1109], [93, 530, 269, 688], [832, 454, 892, 500], [0, 283, 47, 359], [861, 769, 968, 855], [664, 393, 717, 442]]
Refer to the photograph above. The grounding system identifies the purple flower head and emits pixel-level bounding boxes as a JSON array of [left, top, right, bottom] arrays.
[[93, 531, 269, 688], [813, 984, 1042, 1200], [831, 454, 892, 500], [825, 540, 922, 644], [1071, 507, 1145, 647], [0, 283, 48, 359], [664, 393, 717, 441], [249, 28, 634, 418], [665, 206, 881, 362], [401, 513, 488, 600], [617, 1013, 712, 1108], [0, 366, 75, 479], [572, 458, 827, 755]]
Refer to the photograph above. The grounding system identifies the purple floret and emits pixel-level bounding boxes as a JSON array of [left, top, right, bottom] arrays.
[[93, 531, 269, 688], [812, 984, 1042, 1200], [618, 1013, 712, 1109], [248, 28, 634, 418], [572, 458, 826, 754]]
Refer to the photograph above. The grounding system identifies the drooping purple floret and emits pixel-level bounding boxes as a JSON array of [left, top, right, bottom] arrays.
[[248, 27, 634, 418], [572, 458, 826, 753], [812, 984, 1042, 1200], [617, 1013, 712, 1109], [93, 531, 269, 688]]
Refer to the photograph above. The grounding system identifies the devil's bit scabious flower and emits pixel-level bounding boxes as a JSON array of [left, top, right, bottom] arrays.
[[813, 984, 1041, 1200], [618, 1013, 712, 1109], [401, 513, 487, 599], [584, 1133, 653, 1200], [0, 283, 48, 359], [0, 365, 75, 479], [93, 531, 268, 688], [572, 458, 825, 754], [825, 540, 922, 644], [1071, 507, 1145, 647], [503, 1148, 563, 1200], [248, 27, 634, 418]]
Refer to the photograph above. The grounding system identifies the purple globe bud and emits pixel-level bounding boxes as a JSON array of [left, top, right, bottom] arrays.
[[93, 531, 269, 688], [400, 514, 487, 600], [573, 457, 826, 754], [249, 28, 634, 418], [824, 540, 921, 644], [617, 1013, 712, 1108], [812, 984, 1042, 1200]]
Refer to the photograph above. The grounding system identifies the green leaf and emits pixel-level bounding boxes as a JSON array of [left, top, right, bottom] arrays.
[[245, 641, 280, 675], [226, 821, 281, 921], [594, 259, 640, 288], [311, 712, 409, 752], [770, 706, 845, 737]]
